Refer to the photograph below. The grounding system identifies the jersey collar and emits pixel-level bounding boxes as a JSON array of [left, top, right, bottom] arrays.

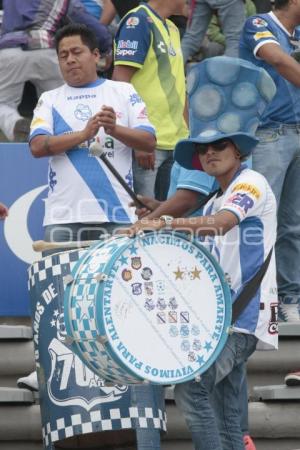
[[70, 78, 105, 89], [268, 11, 295, 37]]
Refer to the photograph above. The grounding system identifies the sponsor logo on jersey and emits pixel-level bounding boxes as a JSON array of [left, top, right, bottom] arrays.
[[157, 41, 167, 53], [117, 39, 139, 50], [254, 31, 275, 41], [232, 183, 261, 199], [226, 192, 254, 213], [129, 93, 143, 106], [115, 48, 137, 57], [137, 107, 148, 119], [31, 117, 47, 128], [268, 302, 278, 335]]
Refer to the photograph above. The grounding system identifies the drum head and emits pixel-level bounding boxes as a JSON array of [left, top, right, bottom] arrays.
[[65, 232, 232, 384]]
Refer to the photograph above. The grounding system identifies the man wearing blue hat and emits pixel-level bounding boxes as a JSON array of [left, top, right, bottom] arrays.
[[126, 56, 278, 450]]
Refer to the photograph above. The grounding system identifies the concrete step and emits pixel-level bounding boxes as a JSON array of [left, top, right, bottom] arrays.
[[253, 384, 300, 400], [0, 340, 35, 387], [0, 399, 299, 449], [0, 404, 42, 440], [1, 399, 297, 442], [1, 440, 300, 450], [0, 387, 34, 403], [279, 322, 300, 336], [0, 325, 32, 340]]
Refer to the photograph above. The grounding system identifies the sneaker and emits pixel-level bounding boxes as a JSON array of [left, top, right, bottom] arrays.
[[278, 303, 300, 322], [284, 370, 300, 387], [243, 435, 256, 450], [13, 117, 31, 142], [17, 371, 38, 391]]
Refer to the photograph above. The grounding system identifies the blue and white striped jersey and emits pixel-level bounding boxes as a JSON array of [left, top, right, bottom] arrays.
[[203, 166, 278, 350], [30, 78, 155, 226]]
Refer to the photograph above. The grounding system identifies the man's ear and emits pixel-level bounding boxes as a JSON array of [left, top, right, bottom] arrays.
[[234, 148, 242, 160], [93, 48, 100, 60]]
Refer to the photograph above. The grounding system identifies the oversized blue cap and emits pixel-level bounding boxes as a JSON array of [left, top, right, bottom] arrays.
[[175, 56, 276, 170]]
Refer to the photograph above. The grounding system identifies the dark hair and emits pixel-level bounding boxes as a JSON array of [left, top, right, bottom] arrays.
[[274, 0, 290, 9], [55, 23, 98, 53]]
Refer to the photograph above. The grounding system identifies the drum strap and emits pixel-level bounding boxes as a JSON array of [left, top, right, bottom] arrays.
[[231, 248, 273, 324]]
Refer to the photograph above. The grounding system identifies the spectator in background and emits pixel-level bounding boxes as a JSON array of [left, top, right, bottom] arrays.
[[181, 0, 245, 64], [0, 0, 112, 142], [0, 202, 8, 219], [113, 0, 189, 201], [190, 0, 256, 62], [80, 0, 116, 24], [111, 1, 189, 38], [240, 0, 300, 324], [80, 0, 118, 40]]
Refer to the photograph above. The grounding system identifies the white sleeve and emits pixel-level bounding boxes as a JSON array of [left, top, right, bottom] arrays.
[[123, 83, 156, 135], [29, 92, 54, 140]]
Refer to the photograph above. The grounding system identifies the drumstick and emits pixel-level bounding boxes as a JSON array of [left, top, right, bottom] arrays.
[[32, 240, 96, 252], [89, 141, 153, 211]]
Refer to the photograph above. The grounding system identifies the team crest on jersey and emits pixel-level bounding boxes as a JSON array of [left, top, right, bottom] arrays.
[[74, 104, 92, 121], [126, 16, 140, 28], [252, 17, 268, 28]]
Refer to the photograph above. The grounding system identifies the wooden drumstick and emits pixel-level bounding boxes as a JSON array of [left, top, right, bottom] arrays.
[[32, 240, 96, 252], [89, 141, 153, 211]]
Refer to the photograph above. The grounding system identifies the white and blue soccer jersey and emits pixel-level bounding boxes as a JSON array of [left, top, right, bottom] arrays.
[[240, 12, 300, 125], [29, 78, 155, 226], [203, 166, 278, 349]]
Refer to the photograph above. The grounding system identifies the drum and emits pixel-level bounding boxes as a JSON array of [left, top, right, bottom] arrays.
[[64, 231, 232, 385], [28, 248, 166, 450]]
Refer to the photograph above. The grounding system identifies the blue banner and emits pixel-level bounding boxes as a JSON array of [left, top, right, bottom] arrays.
[[0, 143, 48, 316]]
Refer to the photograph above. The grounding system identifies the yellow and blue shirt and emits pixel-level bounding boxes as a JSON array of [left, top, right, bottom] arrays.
[[114, 2, 188, 150]]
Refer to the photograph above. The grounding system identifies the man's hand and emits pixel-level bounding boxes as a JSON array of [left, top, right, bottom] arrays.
[[83, 114, 103, 140], [97, 105, 117, 135], [117, 217, 165, 237], [134, 150, 155, 170], [0, 202, 8, 220], [129, 195, 161, 219]]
